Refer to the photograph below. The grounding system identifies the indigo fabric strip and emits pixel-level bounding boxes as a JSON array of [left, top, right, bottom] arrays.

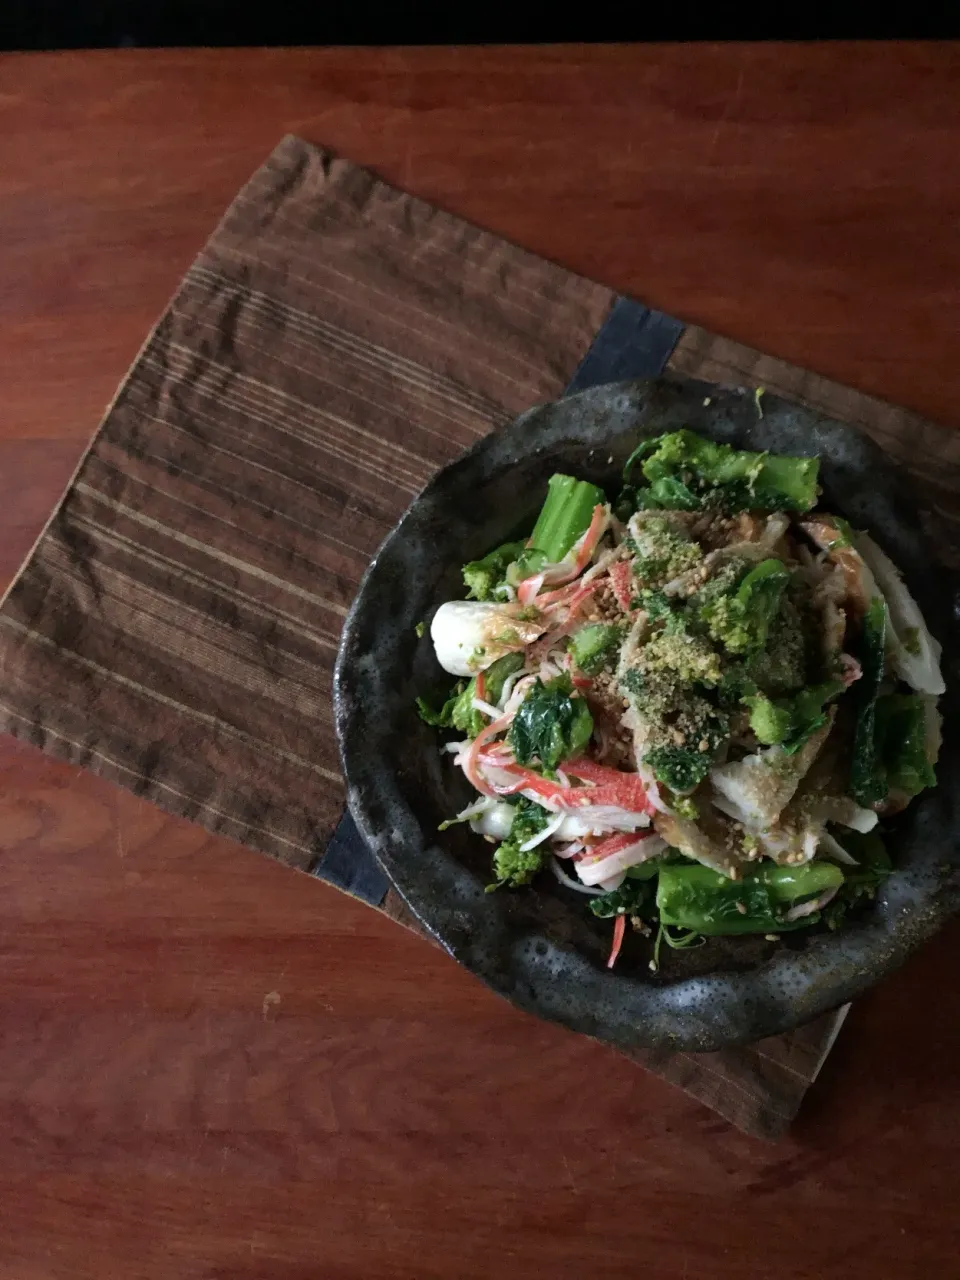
[[317, 296, 685, 905]]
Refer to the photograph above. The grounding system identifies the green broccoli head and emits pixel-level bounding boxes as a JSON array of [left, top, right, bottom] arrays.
[[635, 430, 819, 513], [461, 541, 526, 601], [492, 840, 546, 887], [490, 797, 552, 888], [744, 693, 793, 745], [629, 516, 703, 587], [700, 558, 790, 656]]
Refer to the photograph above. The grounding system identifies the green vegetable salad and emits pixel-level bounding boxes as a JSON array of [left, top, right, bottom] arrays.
[[418, 428, 944, 970]]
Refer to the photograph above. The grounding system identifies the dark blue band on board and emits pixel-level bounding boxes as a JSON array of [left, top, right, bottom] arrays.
[[317, 295, 685, 906], [566, 297, 684, 392]]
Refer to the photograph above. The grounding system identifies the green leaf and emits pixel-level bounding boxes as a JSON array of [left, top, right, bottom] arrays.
[[822, 832, 892, 928], [508, 674, 594, 771], [746, 679, 845, 751], [875, 694, 937, 798], [528, 474, 606, 564], [850, 597, 889, 806], [701, 558, 790, 656], [451, 652, 526, 738], [415, 689, 463, 728], [645, 745, 712, 793], [588, 877, 655, 918]]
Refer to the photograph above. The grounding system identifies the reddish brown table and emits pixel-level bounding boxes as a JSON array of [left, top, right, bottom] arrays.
[[1, 44, 959, 1278]]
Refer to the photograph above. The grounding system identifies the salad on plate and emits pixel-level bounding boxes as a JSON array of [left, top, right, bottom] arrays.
[[417, 428, 944, 970]]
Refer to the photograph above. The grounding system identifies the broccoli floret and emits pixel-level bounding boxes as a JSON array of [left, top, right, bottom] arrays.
[[700, 558, 789, 656], [634, 588, 674, 621], [461, 541, 526, 601], [639, 629, 723, 687], [492, 841, 545, 887], [630, 517, 703, 587], [744, 694, 793, 745], [490, 797, 552, 887], [745, 679, 845, 751], [637, 430, 819, 513], [646, 745, 712, 793], [569, 623, 622, 675], [744, 596, 808, 695]]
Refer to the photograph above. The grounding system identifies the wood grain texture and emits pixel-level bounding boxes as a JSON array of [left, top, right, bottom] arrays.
[[0, 42, 958, 1278]]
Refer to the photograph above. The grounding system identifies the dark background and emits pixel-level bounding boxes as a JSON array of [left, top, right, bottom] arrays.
[[3, 6, 958, 51]]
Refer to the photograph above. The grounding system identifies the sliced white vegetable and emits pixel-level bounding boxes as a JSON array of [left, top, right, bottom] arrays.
[[471, 697, 502, 719], [575, 835, 666, 886], [710, 713, 835, 831], [757, 825, 820, 866], [469, 802, 516, 841], [517, 810, 566, 852], [550, 857, 600, 895], [819, 831, 859, 866], [598, 872, 627, 892], [784, 885, 839, 921], [830, 801, 879, 833], [430, 601, 545, 677], [854, 532, 945, 695], [546, 805, 652, 837]]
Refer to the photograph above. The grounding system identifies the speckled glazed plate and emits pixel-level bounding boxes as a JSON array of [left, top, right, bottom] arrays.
[[334, 377, 960, 1052]]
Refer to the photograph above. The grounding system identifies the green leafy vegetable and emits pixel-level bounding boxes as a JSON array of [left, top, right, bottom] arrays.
[[415, 688, 463, 729], [569, 623, 622, 675], [462, 540, 526, 601], [505, 547, 548, 588], [701, 558, 790, 655], [656, 861, 844, 935], [630, 516, 703, 586], [823, 831, 892, 929], [416, 652, 524, 737], [637, 430, 819, 513], [528, 474, 606, 564], [850, 597, 888, 806], [825, 516, 854, 549], [508, 674, 594, 771], [634, 589, 674, 622], [588, 877, 655, 918], [415, 621, 426, 639], [645, 745, 713, 793], [746, 679, 845, 752], [622, 438, 660, 483], [490, 796, 552, 887], [875, 694, 937, 799]]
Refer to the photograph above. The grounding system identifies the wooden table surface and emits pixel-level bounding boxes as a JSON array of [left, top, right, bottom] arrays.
[[1, 42, 959, 1279]]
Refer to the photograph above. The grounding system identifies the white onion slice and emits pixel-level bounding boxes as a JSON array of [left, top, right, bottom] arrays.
[[518, 810, 566, 852], [854, 532, 945, 695], [469, 801, 515, 841], [550, 856, 600, 895], [818, 831, 859, 866], [552, 840, 584, 859], [471, 697, 502, 719], [784, 885, 839, 921], [549, 805, 652, 836], [598, 871, 627, 892]]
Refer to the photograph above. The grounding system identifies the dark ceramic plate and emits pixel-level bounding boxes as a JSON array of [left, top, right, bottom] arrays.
[[334, 376, 960, 1052]]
